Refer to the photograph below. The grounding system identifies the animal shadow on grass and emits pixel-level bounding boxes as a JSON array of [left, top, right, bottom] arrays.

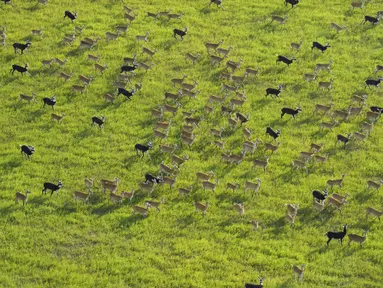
[[307, 91, 322, 100], [175, 214, 195, 229], [72, 128, 92, 142], [65, 48, 84, 58], [269, 217, 290, 235], [57, 201, 77, 215], [92, 203, 121, 216], [119, 214, 149, 227], [123, 155, 138, 170], [25, 3, 40, 12], [0, 158, 22, 173], [353, 189, 373, 203]]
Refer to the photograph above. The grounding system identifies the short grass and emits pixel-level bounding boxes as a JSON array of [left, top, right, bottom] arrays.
[[0, 0, 383, 287]]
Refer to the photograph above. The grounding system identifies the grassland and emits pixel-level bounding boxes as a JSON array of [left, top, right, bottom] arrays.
[[0, 0, 383, 287]]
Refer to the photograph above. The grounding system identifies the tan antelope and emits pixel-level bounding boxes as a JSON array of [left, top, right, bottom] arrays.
[[196, 171, 214, 182], [87, 54, 101, 62], [327, 196, 347, 214], [228, 151, 246, 164], [159, 143, 177, 154], [292, 265, 306, 281], [100, 177, 119, 193], [139, 182, 155, 197], [103, 93, 117, 103], [233, 203, 245, 216], [222, 83, 238, 94], [84, 177, 94, 192], [226, 59, 243, 72], [332, 109, 350, 122], [315, 61, 333, 73], [303, 73, 317, 82], [78, 75, 93, 86], [230, 96, 246, 108], [121, 189, 135, 202], [243, 139, 262, 155], [194, 202, 209, 217], [19, 92, 37, 103], [171, 75, 187, 87], [42, 58, 55, 67], [271, 15, 288, 24], [202, 179, 218, 192], [327, 174, 345, 189], [93, 64, 108, 76], [15, 190, 31, 206], [253, 157, 270, 172], [313, 153, 330, 163], [361, 122, 373, 135], [178, 187, 191, 196], [250, 220, 259, 231], [163, 176, 176, 190], [243, 127, 253, 140], [79, 40, 94, 49], [348, 230, 368, 247], [367, 179, 383, 190], [116, 24, 129, 35], [231, 73, 247, 86], [154, 129, 169, 142], [291, 39, 303, 50], [318, 79, 333, 91], [146, 199, 165, 211], [205, 40, 224, 53], [167, 12, 184, 21], [156, 120, 172, 131], [228, 117, 238, 128], [213, 140, 225, 149], [300, 151, 315, 162], [216, 46, 233, 58], [58, 72, 73, 82], [136, 31, 149, 42], [310, 143, 324, 152], [151, 107, 163, 119], [62, 36, 76, 46], [83, 37, 101, 46], [220, 71, 232, 81], [159, 161, 176, 176], [352, 131, 368, 142], [31, 28, 43, 36], [348, 106, 364, 117], [51, 113, 65, 123], [264, 142, 280, 154], [351, 0, 364, 9], [181, 80, 198, 91], [109, 192, 123, 204], [244, 66, 261, 78], [179, 89, 200, 99], [72, 85, 86, 94], [123, 5, 136, 14], [351, 94, 367, 105], [292, 159, 308, 173], [226, 182, 240, 192], [171, 154, 188, 167], [285, 213, 296, 226], [54, 58, 68, 66], [366, 111, 380, 123], [185, 52, 201, 64], [285, 203, 299, 216], [210, 127, 224, 138], [74, 24, 85, 34], [320, 120, 338, 131], [73, 191, 91, 203], [137, 61, 154, 72], [162, 103, 180, 116], [208, 94, 226, 104], [180, 134, 196, 147], [141, 47, 157, 58], [125, 12, 138, 23], [185, 117, 202, 127], [313, 102, 334, 115], [132, 204, 151, 217], [331, 193, 350, 203], [105, 31, 120, 42], [330, 22, 348, 32], [244, 178, 261, 197], [366, 207, 383, 221], [157, 9, 172, 17], [312, 198, 325, 212]]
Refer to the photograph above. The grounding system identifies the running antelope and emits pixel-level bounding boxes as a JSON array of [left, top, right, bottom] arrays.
[[139, 182, 155, 197], [19, 93, 37, 103], [163, 176, 176, 190], [271, 15, 288, 24], [94, 64, 108, 75], [327, 174, 345, 189], [15, 190, 31, 206], [348, 230, 368, 247], [72, 85, 86, 94], [320, 120, 338, 131], [264, 142, 280, 154], [196, 171, 214, 182], [315, 61, 333, 73], [194, 202, 209, 217], [361, 122, 373, 135], [103, 93, 117, 103], [171, 154, 189, 167], [313, 153, 330, 163], [121, 190, 135, 202], [146, 199, 164, 212], [159, 161, 176, 176], [136, 31, 149, 42], [73, 191, 91, 203], [243, 139, 262, 155], [286, 204, 299, 216], [201, 179, 219, 192], [51, 113, 65, 123], [243, 127, 253, 140], [228, 151, 246, 164], [100, 177, 119, 193], [366, 207, 383, 221], [204, 40, 224, 53], [132, 204, 151, 217], [303, 73, 317, 82], [291, 39, 303, 50], [42, 58, 55, 67], [244, 178, 261, 197], [313, 102, 334, 115], [109, 192, 123, 205], [351, 94, 367, 105], [78, 75, 93, 86], [154, 129, 169, 142], [54, 58, 68, 66], [226, 182, 240, 192], [185, 53, 201, 64], [310, 143, 324, 152], [327, 196, 348, 215], [84, 177, 94, 192], [244, 66, 261, 78], [286, 213, 296, 226], [330, 22, 348, 32], [105, 31, 120, 42], [58, 72, 73, 82], [292, 159, 308, 173]]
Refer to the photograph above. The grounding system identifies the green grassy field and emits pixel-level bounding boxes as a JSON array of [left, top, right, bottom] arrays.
[[1, 0, 383, 287]]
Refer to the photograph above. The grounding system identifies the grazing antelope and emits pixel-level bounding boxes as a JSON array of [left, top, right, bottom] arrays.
[[226, 182, 240, 192], [121, 190, 135, 202], [366, 207, 383, 221], [244, 178, 261, 197], [84, 177, 94, 192], [73, 191, 91, 203], [51, 113, 65, 123], [327, 174, 345, 189], [100, 177, 119, 193], [19, 93, 37, 104], [292, 159, 308, 173], [132, 204, 151, 217], [271, 15, 288, 24], [292, 265, 305, 281], [233, 203, 245, 216], [58, 72, 73, 82], [253, 157, 269, 172], [15, 190, 31, 206], [348, 230, 368, 247], [194, 202, 209, 217], [185, 52, 201, 64]]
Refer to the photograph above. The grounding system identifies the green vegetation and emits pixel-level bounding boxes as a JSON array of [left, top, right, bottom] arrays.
[[0, 0, 383, 287]]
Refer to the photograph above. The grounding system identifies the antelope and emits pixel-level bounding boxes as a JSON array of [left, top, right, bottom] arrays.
[[58, 72, 73, 82], [291, 39, 303, 50], [208, 94, 226, 104], [213, 140, 225, 149], [132, 204, 151, 217], [286, 213, 296, 226], [181, 129, 194, 139], [78, 75, 93, 86], [73, 191, 91, 203], [19, 93, 37, 103], [351, 0, 364, 9], [72, 85, 86, 94], [159, 161, 176, 176], [74, 24, 85, 34], [79, 40, 94, 49], [185, 52, 201, 64], [180, 134, 196, 147], [123, 5, 135, 14], [315, 61, 333, 73], [196, 171, 214, 182], [303, 73, 317, 82], [332, 109, 350, 122], [250, 220, 259, 231], [292, 265, 305, 281], [182, 80, 198, 91], [285, 204, 299, 216], [159, 143, 177, 154], [228, 151, 246, 164], [154, 129, 169, 142], [146, 199, 165, 211], [312, 198, 325, 212], [166, 12, 184, 21], [313, 153, 330, 163], [228, 117, 238, 128], [54, 58, 68, 66], [374, 65, 383, 73], [351, 94, 367, 105], [116, 24, 128, 35], [243, 127, 253, 140], [330, 22, 348, 32], [352, 131, 368, 142], [366, 111, 380, 123], [42, 58, 55, 67], [253, 157, 269, 172], [231, 74, 247, 86], [244, 66, 261, 78], [100, 177, 119, 193], [361, 122, 373, 135], [331, 193, 350, 203], [244, 178, 261, 197], [15, 190, 31, 206], [366, 207, 383, 221], [178, 187, 192, 196], [109, 192, 123, 204], [125, 12, 137, 23], [318, 79, 333, 90], [156, 120, 172, 130], [210, 127, 224, 138], [226, 59, 243, 72], [222, 83, 238, 94], [216, 46, 233, 58], [84, 177, 93, 192], [327, 174, 345, 189], [210, 55, 225, 67], [139, 182, 155, 196], [123, 54, 137, 65], [327, 196, 347, 214], [271, 15, 288, 24], [158, 9, 172, 17], [313, 102, 334, 115], [194, 202, 209, 217], [233, 203, 245, 216], [300, 151, 314, 162], [205, 105, 214, 114], [226, 182, 240, 192], [179, 89, 200, 99], [292, 159, 308, 173], [185, 117, 202, 127], [136, 31, 149, 42], [163, 176, 176, 190], [310, 143, 324, 152], [136, 61, 154, 72], [348, 230, 368, 247], [264, 142, 280, 154], [103, 93, 117, 103], [51, 113, 65, 123], [105, 31, 120, 42], [243, 139, 262, 155], [320, 120, 338, 131], [121, 189, 135, 202], [151, 107, 163, 119], [367, 180, 383, 190], [204, 40, 224, 53], [163, 103, 180, 116]]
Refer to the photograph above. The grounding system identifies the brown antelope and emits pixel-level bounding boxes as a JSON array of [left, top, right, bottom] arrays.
[[87, 54, 101, 62], [291, 39, 303, 50], [303, 73, 317, 82], [226, 59, 243, 72], [171, 154, 188, 167], [156, 120, 172, 130], [313, 153, 330, 163], [181, 80, 198, 91], [51, 113, 65, 123], [210, 127, 224, 138], [374, 65, 383, 73], [125, 12, 137, 23], [105, 31, 120, 42], [78, 75, 93, 86], [348, 106, 364, 117], [84, 177, 93, 192], [157, 9, 172, 17], [230, 97, 246, 108], [330, 22, 348, 32], [31, 28, 43, 36], [73, 191, 91, 203], [366, 207, 383, 221], [228, 117, 238, 128], [167, 12, 184, 21], [42, 58, 55, 67], [220, 71, 232, 81], [19, 93, 37, 103], [310, 143, 324, 152], [253, 157, 270, 172], [348, 230, 368, 247], [159, 143, 177, 154], [185, 52, 201, 64], [222, 83, 238, 94], [244, 178, 261, 197], [205, 105, 214, 114], [154, 129, 169, 142], [151, 107, 163, 119], [110, 192, 124, 204], [367, 180, 383, 190], [137, 61, 154, 72], [285, 204, 299, 216], [351, 94, 367, 105], [244, 66, 261, 78], [171, 75, 187, 87], [180, 134, 196, 147], [300, 151, 315, 162], [74, 24, 85, 34], [320, 120, 338, 131], [327, 196, 347, 214], [79, 40, 94, 49], [146, 199, 165, 211], [123, 54, 137, 65], [361, 122, 373, 135], [196, 171, 214, 182], [178, 187, 192, 196], [313, 102, 334, 115], [58, 72, 73, 82], [132, 204, 151, 217], [163, 176, 176, 190], [116, 24, 129, 35], [185, 117, 202, 127], [123, 5, 136, 14], [194, 202, 209, 217], [285, 213, 296, 226], [54, 58, 68, 66], [250, 220, 259, 231], [201, 178, 218, 192], [352, 131, 368, 142], [216, 46, 233, 58], [179, 89, 200, 99], [312, 198, 325, 212], [231, 73, 247, 86], [139, 182, 155, 196], [15, 190, 31, 206], [292, 265, 306, 281], [121, 189, 135, 202], [72, 85, 86, 94], [243, 127, 253, 140], [100, 177, 119, 193], [351, 0, 364, 9], [103, 93, 117, 103], [213, 140, 225, 149], [228, 151, 246, 164], [226, 182, 240, 192], [315, 61, 333, 73], [292, 159, 308, 173], [233, 203, 245, 216], [366, 111, 380, 123], [243, 139, 262, 155], [208, 94, 226, 104], [271, 15, 288, 24], [264, 142, 280, 154], [159, 161, 176, 176], [318, 79, 333, 90], [94, 64, 108, 75], [204, 40, 224, 53], [327, 174, 345, 189], [163, 103, 180, 116], [331, 193, 350, 203]]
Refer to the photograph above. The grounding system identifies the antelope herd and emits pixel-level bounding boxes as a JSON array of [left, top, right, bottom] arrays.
[[4, 0, 383, 286]]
